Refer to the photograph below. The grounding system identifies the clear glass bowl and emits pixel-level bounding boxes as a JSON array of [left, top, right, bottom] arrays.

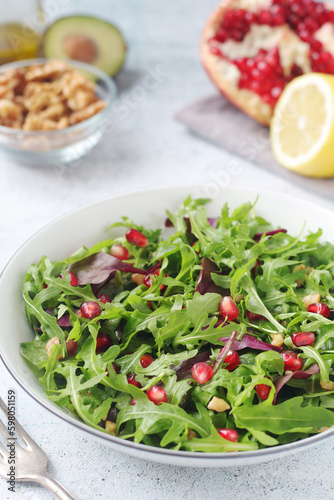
[[0, 58, 117, 166]]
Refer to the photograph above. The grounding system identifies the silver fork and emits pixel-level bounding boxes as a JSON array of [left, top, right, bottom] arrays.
[[0, 397, 75, 499]]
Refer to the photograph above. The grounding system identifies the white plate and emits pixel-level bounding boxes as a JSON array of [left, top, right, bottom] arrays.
[[1, 184, 334, 467]]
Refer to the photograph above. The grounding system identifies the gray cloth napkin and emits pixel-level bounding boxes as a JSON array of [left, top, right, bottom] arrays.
[[175, 94, 334, 200]]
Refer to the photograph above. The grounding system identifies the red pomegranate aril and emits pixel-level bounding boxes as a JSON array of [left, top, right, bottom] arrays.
[[140, 354, 154, 368], [257, 10, 274, 25], [131, 398, 136, 406], [96, 335, 113, 354], [66, 339, 78, 357], [191, 362, 213, 384], [60, 271, 78, 286], [307, 303, 331, 318], [146, 386, 167, 405], [281, 351, 303, 371], [126, 228, 148, 247], [234, 47, 287, 107], [217, 428, 239, 442], [224, 350, 239, 371], [97, 294, 111, 304], [110, 244, 129, 261], [219, 296, 239, 321], [291, 332, 315, 347], [127, 374, 142, 388], [80, 301, 100, 319], [246, 310, 267, 322], [144, 270, 159, 288], [255, 384, 271, 401], [210, 45, 223, 56], [68, 271, 78, 286]]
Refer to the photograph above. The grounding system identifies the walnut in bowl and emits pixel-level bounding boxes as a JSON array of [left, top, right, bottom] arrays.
[[0, 58, 116, 166]]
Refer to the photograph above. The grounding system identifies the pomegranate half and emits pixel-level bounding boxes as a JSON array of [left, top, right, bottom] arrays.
[[201, 0, 334, 125]]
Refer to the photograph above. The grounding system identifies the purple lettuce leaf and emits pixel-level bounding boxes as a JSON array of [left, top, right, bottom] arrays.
[[196, 258, 229, 297], [273, 363, 320, 404], [254, 229, 287, 242], [218, 333, 282, 352], [67, 252, 146, 286]]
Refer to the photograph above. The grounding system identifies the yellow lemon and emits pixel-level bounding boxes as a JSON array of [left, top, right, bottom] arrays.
[[270, 73, 334, 178]]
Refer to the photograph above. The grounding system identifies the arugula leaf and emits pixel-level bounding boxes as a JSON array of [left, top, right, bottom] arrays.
[[234, 397, 334, 434], [117, 400, 211, 446], [183, 425, 258, 452]]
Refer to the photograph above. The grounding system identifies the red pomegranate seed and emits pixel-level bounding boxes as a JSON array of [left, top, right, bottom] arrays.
[[126, 228, 148, 247], [217, 428, 239, 442], [68, 271, 78, 286], [291, 332, 315, 347], [97, 294, 111, 304], [281, 351, 303, 371], [307, 303, 330, 318], [140, 354, 154, 368], [80, 301, 100, 319], [234, 47, 286, 107], [96, 335, 113, 353], [59, 271, 78, 286], [131, 398, 136, 405], [255, 384, 271, 401], [146, 386, 167, 405], [219, 296, 239, 321], [110, 244, 129, 260], [257, 9, 274, 25], [144, 269, 167, 289], [144, 270, 160, 288], [246, 310, 267, 322], [224, 350, 239, 371], [127, 374, 142, 388], [210, 45, 223, 56], [66, 339, 78, 357], [191, 362, 213, 384]]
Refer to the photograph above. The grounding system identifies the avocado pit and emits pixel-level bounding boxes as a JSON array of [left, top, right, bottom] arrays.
[[62, 34, 98, 64]]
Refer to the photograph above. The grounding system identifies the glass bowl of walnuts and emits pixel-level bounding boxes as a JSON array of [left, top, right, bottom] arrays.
[[0, 58, 117, 166]]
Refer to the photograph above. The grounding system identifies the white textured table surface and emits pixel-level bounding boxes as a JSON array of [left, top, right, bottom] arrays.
[[1, 1, 334, 499]]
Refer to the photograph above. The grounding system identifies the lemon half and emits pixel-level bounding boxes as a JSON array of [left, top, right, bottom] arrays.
[[270, 73, 334, 178]]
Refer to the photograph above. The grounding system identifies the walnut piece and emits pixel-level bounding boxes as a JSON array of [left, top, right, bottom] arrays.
[[45, 336, 63, 360], [0, 60, 107, 131]]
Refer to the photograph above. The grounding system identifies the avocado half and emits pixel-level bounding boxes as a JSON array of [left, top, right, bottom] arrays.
[[40, 16, 126, 77]]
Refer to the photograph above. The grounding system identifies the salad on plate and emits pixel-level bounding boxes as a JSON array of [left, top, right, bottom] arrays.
[[21, 197, 334, 452]]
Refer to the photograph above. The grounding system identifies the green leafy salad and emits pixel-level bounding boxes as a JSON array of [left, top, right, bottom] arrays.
[[21, 197, 334, 453]]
